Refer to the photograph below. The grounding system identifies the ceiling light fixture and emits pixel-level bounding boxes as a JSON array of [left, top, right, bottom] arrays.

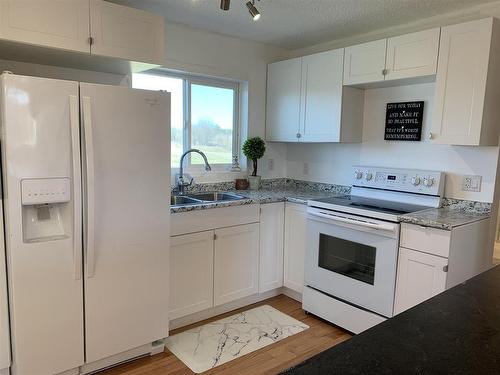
[[246, 0, 261, 21], [220, 0, 230, 11]]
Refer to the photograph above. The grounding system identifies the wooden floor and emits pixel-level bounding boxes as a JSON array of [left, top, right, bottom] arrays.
[[99, 295, 351, 375]]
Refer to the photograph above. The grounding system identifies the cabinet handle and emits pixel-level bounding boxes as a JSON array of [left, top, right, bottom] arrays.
[[88, 37, 94, 45], [443, 265, 449, 273], [428, 132, 433, 140], [382, 69, 388, 76], [296, 133, 302, 139]]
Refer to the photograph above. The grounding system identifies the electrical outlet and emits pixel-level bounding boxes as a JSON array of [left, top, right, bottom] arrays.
[[267, 158, 274, 171], [462, 175, 482, 192], [303, 162, 309, 175]]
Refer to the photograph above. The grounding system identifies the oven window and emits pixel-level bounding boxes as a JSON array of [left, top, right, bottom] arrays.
[[318, 233, 376, 285]]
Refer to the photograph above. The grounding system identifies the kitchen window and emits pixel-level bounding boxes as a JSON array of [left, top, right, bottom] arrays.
[[132, 71, 240, 170]]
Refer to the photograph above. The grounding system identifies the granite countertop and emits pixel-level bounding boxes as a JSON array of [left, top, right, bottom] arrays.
[[283, 265, 500, 375], [170, 188, 344, 214], [399, 206, 491, 230], [169, 179, 491, 230]]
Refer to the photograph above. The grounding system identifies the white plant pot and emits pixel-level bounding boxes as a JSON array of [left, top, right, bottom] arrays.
[[248, 175, 261, 190]]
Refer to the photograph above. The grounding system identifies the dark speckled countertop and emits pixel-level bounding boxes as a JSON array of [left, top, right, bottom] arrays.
[[283, 265, 500, 375]]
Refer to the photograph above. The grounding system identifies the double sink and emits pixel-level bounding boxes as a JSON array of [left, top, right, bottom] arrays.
[[171, 192, 246, 207]]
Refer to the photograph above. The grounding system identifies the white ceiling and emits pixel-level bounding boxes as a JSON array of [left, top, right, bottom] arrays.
[[110, 0, 494, 49]]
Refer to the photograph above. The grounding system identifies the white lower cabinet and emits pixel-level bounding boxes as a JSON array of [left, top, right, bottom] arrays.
[[394, 247, 448, 315], [259, 203, 285, 293], [214, 223, 260, 306], [284, 203, 307, 294], [394, 220, 490, 315], [169, 231, 214, 320]]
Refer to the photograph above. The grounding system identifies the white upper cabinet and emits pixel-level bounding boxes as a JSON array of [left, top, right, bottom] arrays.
[[266, 49, 364, 143], [266, 57, 302, 142], [385, 28, 440, 81], [0, 0, 165, 66], [90, 0, 165, 64], [344, 28, 440, 86], [0, 0, 90, 53], [344, 39, 387, 85], [431, 18, 500, 146]]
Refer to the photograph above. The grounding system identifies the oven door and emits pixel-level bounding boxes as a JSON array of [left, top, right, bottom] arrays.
[[305, 207, 400, 317]]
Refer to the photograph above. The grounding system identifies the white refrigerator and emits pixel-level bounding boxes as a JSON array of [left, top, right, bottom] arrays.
[[0, 205, 9, 375], [0, 73, 171, 375]]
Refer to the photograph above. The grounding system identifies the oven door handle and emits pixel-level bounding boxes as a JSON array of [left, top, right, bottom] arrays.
[[308, 210, 397, 232]]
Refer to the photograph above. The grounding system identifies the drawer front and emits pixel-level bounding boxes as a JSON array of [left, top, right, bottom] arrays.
[[400, 223, 451, 258], [171, 204, 260, 236]]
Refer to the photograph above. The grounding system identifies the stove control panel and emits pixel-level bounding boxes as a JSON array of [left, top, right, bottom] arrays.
[[352, 166, 445, 196]]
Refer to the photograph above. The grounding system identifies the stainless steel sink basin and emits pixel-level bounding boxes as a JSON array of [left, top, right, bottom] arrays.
[[187, 192, 245, 202], [170, 195, 202, 206]]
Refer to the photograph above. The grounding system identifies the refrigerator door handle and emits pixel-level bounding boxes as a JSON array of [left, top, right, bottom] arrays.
[[82, 96, 96, 278], [69, 95, 83, 281]]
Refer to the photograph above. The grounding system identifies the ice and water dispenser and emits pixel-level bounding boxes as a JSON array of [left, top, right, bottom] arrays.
[[21, 178, 71, 242]]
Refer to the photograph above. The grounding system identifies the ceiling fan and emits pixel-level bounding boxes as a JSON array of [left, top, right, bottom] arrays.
[[220, 0, 261, 21]]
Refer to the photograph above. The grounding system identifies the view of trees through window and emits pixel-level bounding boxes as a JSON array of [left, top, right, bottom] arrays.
[[190, 84, 234, 165], [132, 72, 237, 168]]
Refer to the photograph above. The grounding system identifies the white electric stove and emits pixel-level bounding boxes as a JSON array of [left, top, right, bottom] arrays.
[[303, 166, 445, 334]]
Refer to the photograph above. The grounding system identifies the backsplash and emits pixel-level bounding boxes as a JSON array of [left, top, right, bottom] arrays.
[[440, 198, 492, 214], [171, 178, 351, 195]]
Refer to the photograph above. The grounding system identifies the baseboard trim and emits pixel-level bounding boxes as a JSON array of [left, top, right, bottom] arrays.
[[281, 287, 302, 302], [169, 288, 283, 330]]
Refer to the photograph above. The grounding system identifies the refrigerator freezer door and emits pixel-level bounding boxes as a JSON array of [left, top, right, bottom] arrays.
[[0, 205, 10, 375], [0, 74, 84, 375], [80, 83, 171, 363]]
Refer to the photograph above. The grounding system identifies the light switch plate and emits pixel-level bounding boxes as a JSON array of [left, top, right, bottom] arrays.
[[462, 175, 482, 192]]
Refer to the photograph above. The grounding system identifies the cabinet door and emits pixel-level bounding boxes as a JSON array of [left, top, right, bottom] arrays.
[[343, 39, 387, 85], [385, 28, 440, 81], [283, 203, 307, 294], [266, 58, 302, 142], [431, 18, 494, 145], [394, 247, 448, 315], [301, 49, 344, 142], [0, 0, 90, 53], [170, 231, 214, 320], [90, 0, 165, 64], [214, 224, 260, 305], [259, 203, 285, 293]]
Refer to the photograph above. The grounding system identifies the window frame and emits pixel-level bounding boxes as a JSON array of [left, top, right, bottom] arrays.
[[135, 69, 241, 173]]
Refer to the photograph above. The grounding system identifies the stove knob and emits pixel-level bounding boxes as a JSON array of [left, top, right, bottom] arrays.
[[365, 172, 373, 181], [423, 177, 434, 187], [354, 170, 363, 179], [411, 176, 421, 186]]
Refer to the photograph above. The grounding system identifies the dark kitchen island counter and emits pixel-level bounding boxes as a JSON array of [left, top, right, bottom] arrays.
[[283, 265, 500, 375]]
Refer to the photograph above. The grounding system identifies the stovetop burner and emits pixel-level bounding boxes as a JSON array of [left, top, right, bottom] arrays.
[[315, 195, 429, 215], [308, 195, 431, 222]]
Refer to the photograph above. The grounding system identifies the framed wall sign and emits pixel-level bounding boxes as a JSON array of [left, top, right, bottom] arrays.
[[384, 101, 424, 141]]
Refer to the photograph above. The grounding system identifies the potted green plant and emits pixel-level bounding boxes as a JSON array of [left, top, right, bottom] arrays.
[[242, 136, 266, 190]]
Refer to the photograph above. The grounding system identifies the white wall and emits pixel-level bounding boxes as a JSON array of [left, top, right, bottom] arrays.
[[286, 83, 499, 202], [161, 22, 289, 181], [284, 1, 500, 203]]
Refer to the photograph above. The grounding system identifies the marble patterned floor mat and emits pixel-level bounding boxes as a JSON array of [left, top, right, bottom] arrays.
[[164, 305, 309, 373]]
